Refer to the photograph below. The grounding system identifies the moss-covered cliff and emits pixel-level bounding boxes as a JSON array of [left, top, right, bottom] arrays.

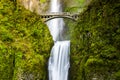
[[0, 0, 52, 80], [70, 0, 120, 80]]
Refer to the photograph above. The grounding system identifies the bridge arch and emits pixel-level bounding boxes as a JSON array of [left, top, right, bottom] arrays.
[[43, 16, 78, 22], [39, 12, 80, 22]]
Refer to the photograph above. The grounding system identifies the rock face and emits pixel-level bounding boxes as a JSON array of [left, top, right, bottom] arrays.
[[18, 0, 91, 14], [18, 0, 49, 14]]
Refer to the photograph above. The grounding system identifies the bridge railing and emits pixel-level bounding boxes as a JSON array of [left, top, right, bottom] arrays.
[[39, 12, 79, 16]]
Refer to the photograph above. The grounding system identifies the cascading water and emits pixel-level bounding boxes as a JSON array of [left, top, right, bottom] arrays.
[[47, 0, 70, 80]]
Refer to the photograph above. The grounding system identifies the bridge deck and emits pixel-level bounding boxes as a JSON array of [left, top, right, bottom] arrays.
[[39, 12, 79, 16]]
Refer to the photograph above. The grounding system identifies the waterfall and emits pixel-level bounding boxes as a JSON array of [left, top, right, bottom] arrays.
[[47, 0, 70, 80]]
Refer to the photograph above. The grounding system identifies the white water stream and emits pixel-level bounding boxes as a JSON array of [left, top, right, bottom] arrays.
[[47, 0, 70, 80]]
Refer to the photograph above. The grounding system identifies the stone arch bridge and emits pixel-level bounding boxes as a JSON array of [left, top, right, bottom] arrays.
[[39, 12, 80, 22]]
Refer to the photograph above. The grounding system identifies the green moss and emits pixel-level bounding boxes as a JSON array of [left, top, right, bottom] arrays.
[[70, 0, 120, 80], [113, 71, 120, 80], [40, 0, 47, 3], [0, 0, 52, 80]]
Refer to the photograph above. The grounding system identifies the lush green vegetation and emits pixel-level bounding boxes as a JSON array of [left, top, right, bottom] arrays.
[[0, 0, 120, 80], [64, 0, 86, 12], [0, 0, 52, 80], [70, 0, 120, 80]]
